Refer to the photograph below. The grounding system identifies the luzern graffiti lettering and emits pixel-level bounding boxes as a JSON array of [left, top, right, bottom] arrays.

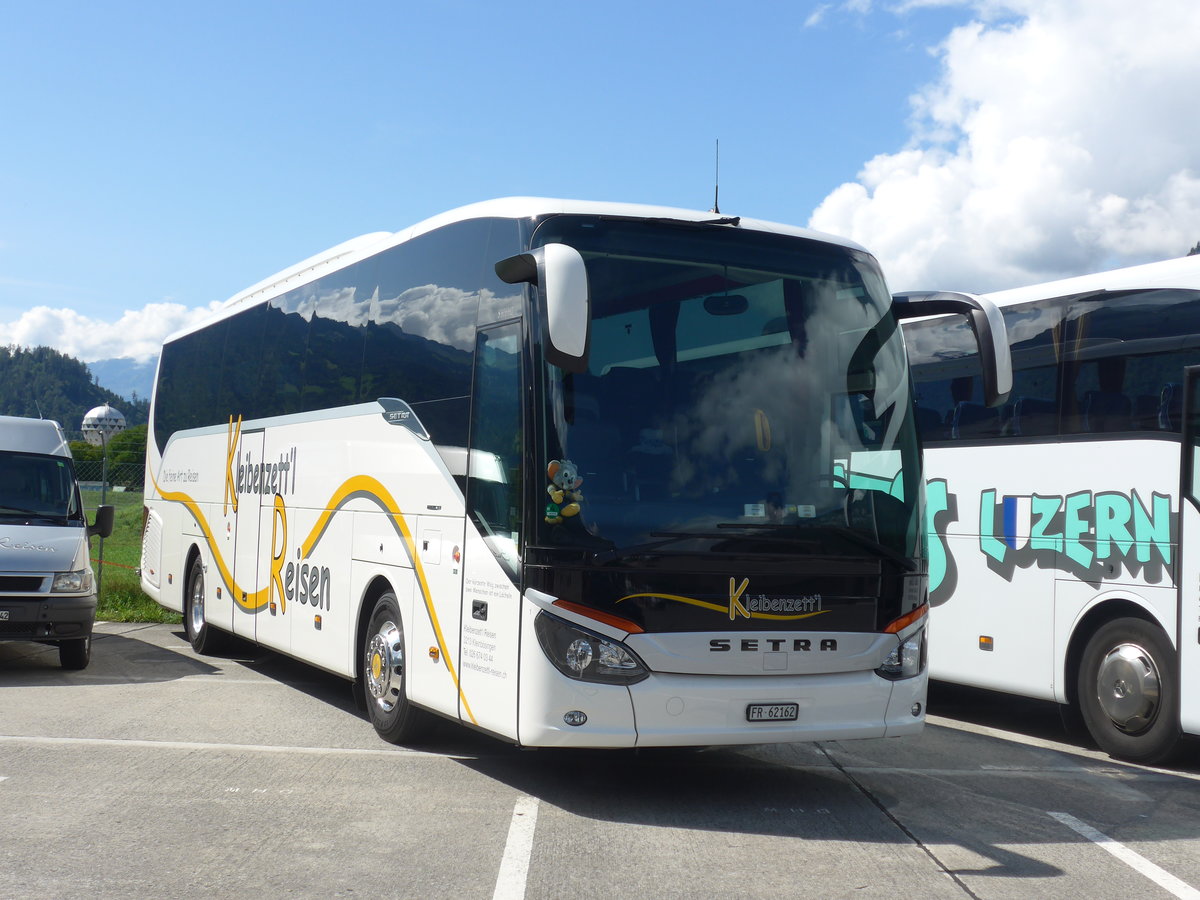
[[924, 478, 1176, 603]]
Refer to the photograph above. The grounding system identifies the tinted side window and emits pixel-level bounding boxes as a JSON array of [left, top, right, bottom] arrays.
[[153, 316, 229, 452], [998, 300, 1065, 438], [216, 303, 270, 421], [905, 298, 1065, 442], [905, 315, 987, 441], [1063, 289, 1200, 434], [360, 219, 514, 410], [154, 218, 524, 454]]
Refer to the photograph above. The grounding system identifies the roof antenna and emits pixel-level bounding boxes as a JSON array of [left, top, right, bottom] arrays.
[[710, 139, 721, 214]]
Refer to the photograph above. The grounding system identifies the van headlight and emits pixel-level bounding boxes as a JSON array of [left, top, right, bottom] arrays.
[[875, 626, 927, 680], [51, 570, 92, 593], [534, 612, 649, 685]]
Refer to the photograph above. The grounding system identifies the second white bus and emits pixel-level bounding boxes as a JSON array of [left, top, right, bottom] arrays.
[[903, 254, 1200, 763]]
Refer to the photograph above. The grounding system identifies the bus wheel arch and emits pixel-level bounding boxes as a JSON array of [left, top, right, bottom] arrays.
[[1068, 604, 1181, 764], [357, 578, 428, 744]]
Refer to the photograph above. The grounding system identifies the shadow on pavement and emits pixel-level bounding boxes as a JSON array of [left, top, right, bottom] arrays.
[[0, 626, 221, 686]]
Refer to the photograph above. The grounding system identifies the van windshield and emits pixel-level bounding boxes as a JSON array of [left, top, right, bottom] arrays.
[[0, 452, 82, 522]]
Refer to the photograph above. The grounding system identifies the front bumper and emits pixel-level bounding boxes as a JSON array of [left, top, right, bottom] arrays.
[[0, 595, 97, 642]]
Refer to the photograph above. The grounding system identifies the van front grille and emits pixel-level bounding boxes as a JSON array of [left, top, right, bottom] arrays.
[[0, 576, 46, 593]]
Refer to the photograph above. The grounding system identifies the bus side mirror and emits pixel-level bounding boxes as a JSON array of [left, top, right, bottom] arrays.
[[894, 291, 1013, 408], [495, 243, 591, 374], [89, 504, 115, 539]]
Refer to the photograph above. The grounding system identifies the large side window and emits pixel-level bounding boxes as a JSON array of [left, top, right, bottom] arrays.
[[468, 321, 524, 582], [361, 220, 490, 409], [153, 317, 230, 452], [1186, 367, 1200, 506], [215, 303, 270, 422], [905, 315, 989, 441], [905, 298, 1064, 443], [1063, 289, 1200, 435]]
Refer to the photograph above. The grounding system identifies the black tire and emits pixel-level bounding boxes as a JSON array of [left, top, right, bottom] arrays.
[[1078, 617, 1181, 765], [59, 635, 91, 670], [184, 555, 225, 655], [362, 592, 428, 744]]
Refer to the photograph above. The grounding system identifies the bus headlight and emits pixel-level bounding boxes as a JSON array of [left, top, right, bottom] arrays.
[[875, 626, 927, 680], [534, 612, 649, 685], [51, 570, 92, 593]]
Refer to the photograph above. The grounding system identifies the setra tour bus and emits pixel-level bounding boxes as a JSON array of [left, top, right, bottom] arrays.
[[141, 198, 1009, 748], [903, 254, 1200, 763]]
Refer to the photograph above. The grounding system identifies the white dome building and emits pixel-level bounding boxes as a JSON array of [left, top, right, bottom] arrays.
[[82, 404, 126, 447]]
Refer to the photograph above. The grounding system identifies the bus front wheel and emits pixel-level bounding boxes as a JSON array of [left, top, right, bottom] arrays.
[[362, 593, 427, 744], [1078, 617, 1181, 765]]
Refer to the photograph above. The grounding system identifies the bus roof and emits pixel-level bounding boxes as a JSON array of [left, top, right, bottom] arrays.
[[212, 197, 868, 318], [981, 254, 1200, 308]]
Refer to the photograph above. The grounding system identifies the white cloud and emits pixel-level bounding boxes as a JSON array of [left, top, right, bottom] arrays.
[[809, 0, 1200, 293], [804, 4, 832, 28], [0, 300, 223, 364]]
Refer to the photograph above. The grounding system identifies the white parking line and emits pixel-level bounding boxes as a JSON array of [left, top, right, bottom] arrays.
[[0, 734, 467, 759], [492, 796, 539, 900], [1049, 811, 1200, 899], [928, 716, 1200, 783]]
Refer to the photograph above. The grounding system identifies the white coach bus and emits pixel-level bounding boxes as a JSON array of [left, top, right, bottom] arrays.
[[141, 197, 1007, 748], [903, 254, 1200, 763]]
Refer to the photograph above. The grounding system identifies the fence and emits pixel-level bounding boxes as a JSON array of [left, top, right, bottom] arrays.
[[74, 460, 145, 493]]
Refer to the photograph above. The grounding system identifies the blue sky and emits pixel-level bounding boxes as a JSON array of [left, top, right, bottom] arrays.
[[2, 1, 1197, 364]]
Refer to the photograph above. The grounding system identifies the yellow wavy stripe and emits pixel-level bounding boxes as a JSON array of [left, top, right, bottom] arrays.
[[149, 466, 476, 725], [307, 474, 475, 725], [616, 592, 830, 622], [149, 467, 269, 612]]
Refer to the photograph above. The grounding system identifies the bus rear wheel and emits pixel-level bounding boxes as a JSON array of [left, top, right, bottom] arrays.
[[1078, 617, 1181, 765], [184, 556, 225, 655], [362, 593, 427, 744]]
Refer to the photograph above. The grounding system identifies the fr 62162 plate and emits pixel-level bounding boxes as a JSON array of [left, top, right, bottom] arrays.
[[746, 702, 798, 722]]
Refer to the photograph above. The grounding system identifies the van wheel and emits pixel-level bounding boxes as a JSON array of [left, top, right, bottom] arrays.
[[184, 556, 224, 655], [59, 635, 91, 670], [1078, 617, 1181, 764], [362, 592, 427, 743]]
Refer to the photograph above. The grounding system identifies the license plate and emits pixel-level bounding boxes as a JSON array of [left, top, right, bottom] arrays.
[[746, 702, 798, 722]]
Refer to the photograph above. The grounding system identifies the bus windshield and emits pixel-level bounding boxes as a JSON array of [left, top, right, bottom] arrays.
[[532, 216, 921, 562]]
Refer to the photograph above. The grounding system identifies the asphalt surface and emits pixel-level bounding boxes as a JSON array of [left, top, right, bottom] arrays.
[[2, 622, 1199, 899]]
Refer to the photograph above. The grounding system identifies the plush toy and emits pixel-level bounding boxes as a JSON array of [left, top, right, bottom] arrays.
[[545, 459, 584, 524]]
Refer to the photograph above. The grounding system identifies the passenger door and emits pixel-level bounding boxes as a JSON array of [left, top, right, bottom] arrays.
[[458, 321, 524, 739], [1178, 365, 1200, 735], [232, 429, 265, 643]]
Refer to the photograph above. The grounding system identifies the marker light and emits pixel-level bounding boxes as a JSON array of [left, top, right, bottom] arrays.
[[563, 710, 588, 727], [534, 612, 648, 685]]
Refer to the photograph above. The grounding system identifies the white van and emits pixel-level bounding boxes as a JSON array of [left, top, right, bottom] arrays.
[[0, 416, 114, 669]]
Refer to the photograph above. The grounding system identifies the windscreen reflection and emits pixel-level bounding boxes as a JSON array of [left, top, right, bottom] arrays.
[[533, 217, 921, 561]]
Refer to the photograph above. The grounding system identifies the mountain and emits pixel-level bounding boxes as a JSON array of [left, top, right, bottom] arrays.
[[86, 357, 158, 404], [0, 345, 150, 437]]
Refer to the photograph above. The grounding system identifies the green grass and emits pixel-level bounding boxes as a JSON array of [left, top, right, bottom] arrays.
[[84, 490, 181, 624]]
